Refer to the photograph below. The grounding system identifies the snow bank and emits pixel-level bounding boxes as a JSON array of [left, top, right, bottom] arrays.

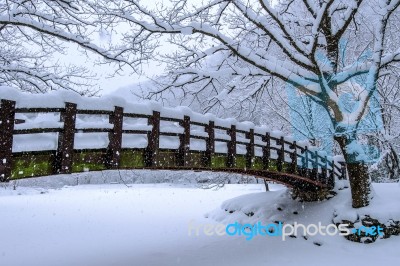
[[333, 183, 400, 224], [208, 182, 400, 244], [0, 181, 398, 266]]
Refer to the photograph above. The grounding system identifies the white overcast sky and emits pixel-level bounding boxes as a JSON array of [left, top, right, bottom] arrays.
[[60, 0, 276, 94], [60, 37, 167, 95]]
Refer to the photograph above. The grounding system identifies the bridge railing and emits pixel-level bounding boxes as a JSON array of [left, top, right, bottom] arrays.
[[0, 98, 347, 187]]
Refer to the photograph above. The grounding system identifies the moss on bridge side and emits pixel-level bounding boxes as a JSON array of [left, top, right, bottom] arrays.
[[282, 162, 292, 172], [157, 150, 176, 167], [72, 150, 107, 173], [235, 155, 246, 168], [211, 155, 227, 168], [9, 149, 296, 180], [120, 150, 144, 168], [267, 160, 278, 171], [11, 152, 54, 179], [262, 160, 291, 172], [188, 152, 203, 167], [252, 157, 263, 170]]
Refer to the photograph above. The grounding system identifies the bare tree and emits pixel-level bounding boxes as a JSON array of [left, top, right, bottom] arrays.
[[369, 69, 400, 181], [0, 0, 151, 93], [96, 0, 400, 208]]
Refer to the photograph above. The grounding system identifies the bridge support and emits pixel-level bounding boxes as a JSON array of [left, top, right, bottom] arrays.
[[177, 115, 190, 167], [339, 162, 347, 180], [299, 146, 310, 178], [246, 129, 255, 169], [312, 151, 319, 181], [204, 121, 214, 167], [54, 102, 77, 174], [290, 141, 298, 174], [0, 99, 16, 182], [329, 165, 335, 188], [277, 136, 284, 172], [106, 106, 124, 169], [227, 125, 236, 168], [145, 111, 160, 167], [262, 133, 270, 170]]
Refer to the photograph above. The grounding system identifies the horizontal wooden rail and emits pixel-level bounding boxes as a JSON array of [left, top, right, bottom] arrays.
[[15, 107, 64, 113], [14, 128, 61, 134], [76, 110, 114, 115], [123, 113, 151, 119], [160, 116, 182, 123]]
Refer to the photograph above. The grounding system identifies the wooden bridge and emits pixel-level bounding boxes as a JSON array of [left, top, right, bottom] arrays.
[[0, 97, 347, 191]]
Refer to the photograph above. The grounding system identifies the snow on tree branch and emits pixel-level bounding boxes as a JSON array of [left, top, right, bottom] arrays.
[[0, 0, 152, 93]]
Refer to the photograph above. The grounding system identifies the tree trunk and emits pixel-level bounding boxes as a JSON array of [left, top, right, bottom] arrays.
[[345, 162, 370, 208], [335, 136, 371, 208]]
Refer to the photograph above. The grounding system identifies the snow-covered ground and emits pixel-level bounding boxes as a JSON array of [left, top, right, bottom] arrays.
[[0, 173, 399, 266]]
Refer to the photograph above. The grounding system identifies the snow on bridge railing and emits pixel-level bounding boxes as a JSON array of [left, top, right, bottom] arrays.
[[0, 86, 346, 185]]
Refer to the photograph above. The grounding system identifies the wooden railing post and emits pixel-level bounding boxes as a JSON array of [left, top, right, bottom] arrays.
[[290, 141, 298, 174], [312, 151, 319, 181], [177, 115, 190, 167], [277, 136, 284, 172], [106, 106, 124, 169], [55, 102, 77, 174], [227, 125, 236, 168], [324, 155, 329, 184], [262, 133, 270, 170], [328, 160, 335, 188], [204, 121, 215, 167], [246, 128, 255, 169], [145, 111, 160, 167], [0, 100, 16, 182], [339, 162, 347, 180], [301, 146, 310, 177]]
